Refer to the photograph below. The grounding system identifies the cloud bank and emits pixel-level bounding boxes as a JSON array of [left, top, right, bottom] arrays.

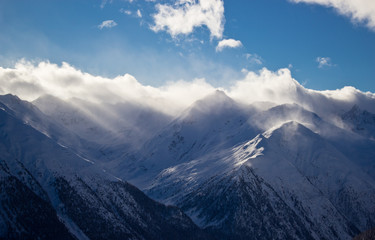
[[151, 0, 225, 39], [290, 0, 375, 31], [0, 60, 215, 115], [0, 60, 374, 118], [216, 39, 242, 52]]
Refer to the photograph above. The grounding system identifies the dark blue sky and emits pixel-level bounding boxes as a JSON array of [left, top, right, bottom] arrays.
[[0, 0, 374, 92]]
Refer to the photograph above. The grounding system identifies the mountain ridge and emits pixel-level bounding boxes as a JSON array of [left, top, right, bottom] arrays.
[[1, 91, 375, 239], [0, 101, 213, 239]]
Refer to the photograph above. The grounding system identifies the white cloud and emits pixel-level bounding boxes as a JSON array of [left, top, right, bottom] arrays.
[[227, 67, 375, 120], [1, 60, 375, 119], [0, 60, 215, 115], [137, 9, 142, 18], [151, 0, 225, 39], [316, 56, 333, 68], [120, 8, 142, 18], [228, 68, 302, 105], [100, 0, 113, 9], [120, 8, 132, 15], [98, 20, 118, 30], [290, 0, 375, 31], [216, 39, 242, 52], [245, 53, 263, 65]]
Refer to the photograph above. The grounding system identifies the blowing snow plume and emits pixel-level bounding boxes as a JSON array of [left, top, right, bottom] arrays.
[[0, 60, 374, 120]]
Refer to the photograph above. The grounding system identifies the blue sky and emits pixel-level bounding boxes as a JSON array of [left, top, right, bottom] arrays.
[[0, 0, 374, 92]]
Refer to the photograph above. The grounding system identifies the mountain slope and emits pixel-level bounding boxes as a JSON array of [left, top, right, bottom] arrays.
[[0, 101, 211, 240], [2, 91, 375, 240], [119, 90, 259, 186], [341, 104, 375, 139], [33, 94, 172, 157], [0, 175, 75, 240], [146, 121, 374, 239], [122, 93, 375, 240]]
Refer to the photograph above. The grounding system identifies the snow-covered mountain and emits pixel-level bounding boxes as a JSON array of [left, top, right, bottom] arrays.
[[0, 98, 211, 239], [117, 90, 258, 186], [33, 94, 172, 161], [341, 104, 375, 139], [117, 91, 375, 239], [1, 89, 375, 239]]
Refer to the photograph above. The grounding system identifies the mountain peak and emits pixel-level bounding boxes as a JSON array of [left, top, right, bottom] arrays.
[[342, 104, 375, 123], [262, 120, 315, 139], [0, 93, 40, 116], [34, 94, 62, 103], [177, 90, 242, 122], [343, 104, 361, 119], [212, 89, 229, 98], [341, 104, 375, 139], [0, 93, 22, 104], [198, 89, 232, 104], [33, 94, 68, 108], [192, 90, 235, 109]]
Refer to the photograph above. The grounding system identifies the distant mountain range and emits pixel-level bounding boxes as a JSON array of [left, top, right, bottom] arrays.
[[1, 90, 375, 239]]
